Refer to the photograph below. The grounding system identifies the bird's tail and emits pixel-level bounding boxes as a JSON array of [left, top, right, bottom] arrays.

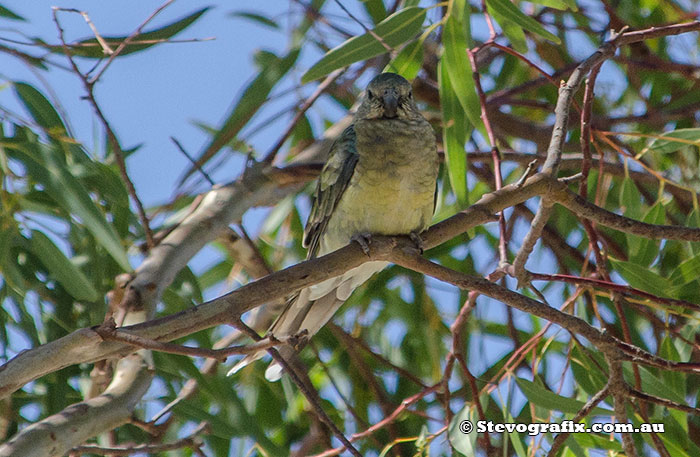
[[227, 288, 344, 380], [227, 261, 388, 380]]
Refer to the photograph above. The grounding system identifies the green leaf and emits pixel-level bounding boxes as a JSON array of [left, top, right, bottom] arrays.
[[362, 0, 388, 24], [515, 378, 613, 415], [560, 437, 587, 457], [669, 253, 700, 286], [438, 59, 469, 206], [7, 141, 131, 270], [0, 228, 29, 295], [623, 365, 685, 404], [188, 48, 299, 179], [573, 433, 623, 452], [570, 346, 607, 395], [448, 404, 477, 456], [628, 201, 665, 266], [490, 8, 528, 53], [0, 4, 25, 21], [559, 0, 579, 10], [442, 3, 483, 136], [528, 0, 572, 10], [14, 82, 67, 136], [302, 7, 426, 83], [229, 11, 279, 29], [485, 0, 561, 44], [386, 37, 425, 80], [609, 259, 671, 298], [649, 128, 700, 154], [45, 8, 209, 58], [504, 409, 528, 457], [28, 231, 99, 302], [619, 177, 642, 219], [659, 337, 687, 412]]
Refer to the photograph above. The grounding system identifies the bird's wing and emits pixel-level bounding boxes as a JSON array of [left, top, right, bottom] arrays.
[[227, 125, 359, 378], [303, 125, 359, 258]]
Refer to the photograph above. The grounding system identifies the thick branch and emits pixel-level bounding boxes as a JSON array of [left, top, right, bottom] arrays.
[[0, 354, 153, 457]]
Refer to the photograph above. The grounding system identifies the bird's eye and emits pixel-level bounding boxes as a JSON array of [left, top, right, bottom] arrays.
[[408, 89, 413, 98], [367, 91, 375, 100]]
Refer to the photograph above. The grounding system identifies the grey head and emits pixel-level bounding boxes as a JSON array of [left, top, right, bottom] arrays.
[[356, 72, 421, 121]]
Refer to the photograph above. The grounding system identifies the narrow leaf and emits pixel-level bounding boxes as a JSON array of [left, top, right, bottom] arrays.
[[619, 177, 641, 219], [623, 365, 685, 404], [609, 259, 671, 298], [0, 229, 28, 294], [362, 0, 388, 24], [448, 404, 477, 456], [649, 128, 700, 154], [438, 60, 469, 206], [229, 11, 279, 29], [14, 82, 67, 135], [442, 5, 483, 135], [28, 231, 100, 302], [302, 7, 426, 83], [628, 201, 665, 266], [8, 141, 131, 270], [528, 0, 572, 10], [386, 37, 425, 80], [0, 4, 25, 21], [44, 8, 209, 58], [669, 253, 700, 286], [485, 0, 561, 44], [573, 433, 623, 451], [490, 8, 528, 53], [516, 378, 613, 415]]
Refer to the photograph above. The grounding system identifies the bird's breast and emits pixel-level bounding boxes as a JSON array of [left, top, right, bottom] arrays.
[[320, 118, 438, 255]]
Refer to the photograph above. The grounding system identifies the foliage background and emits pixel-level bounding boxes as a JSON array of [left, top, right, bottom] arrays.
[[0, 0, 699, 456]]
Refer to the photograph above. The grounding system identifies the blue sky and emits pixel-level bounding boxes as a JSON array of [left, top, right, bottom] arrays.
[[1, 1, 294, 204]]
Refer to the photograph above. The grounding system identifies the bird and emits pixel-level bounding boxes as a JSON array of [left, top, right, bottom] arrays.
[[229, 72, 439, 381]]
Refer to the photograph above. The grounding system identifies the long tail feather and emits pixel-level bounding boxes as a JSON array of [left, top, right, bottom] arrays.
[[228, 261, 388, 378]]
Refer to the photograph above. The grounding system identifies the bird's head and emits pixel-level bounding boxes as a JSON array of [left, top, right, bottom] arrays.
[[357, 73, 419, 120]]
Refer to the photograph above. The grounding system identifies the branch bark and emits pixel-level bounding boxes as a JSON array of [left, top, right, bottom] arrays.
[[0, 354, 153, 457]]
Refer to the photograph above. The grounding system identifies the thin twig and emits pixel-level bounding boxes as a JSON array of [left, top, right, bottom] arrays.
[[171, 137, 216, 186], [95, 318, 295, 360], [89, 0, 176, 84], [263, 68, 344, 163], [467, 46, 508, 266], [71, 421, 208, 455], [578, 63, 602, 198], [546, 384, 610, 456], [528, 272, 700, 312], [52, 7, 156, 250], [628, 388, 700, 415], [312, 384, 441, 457], [233, 318, 362, 457]]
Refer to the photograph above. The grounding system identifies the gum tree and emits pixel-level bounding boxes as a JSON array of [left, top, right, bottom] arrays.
[[1, 1, 700, 456]]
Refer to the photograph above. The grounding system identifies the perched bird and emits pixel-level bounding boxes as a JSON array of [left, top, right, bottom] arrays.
[[230, 72, 439, 380]]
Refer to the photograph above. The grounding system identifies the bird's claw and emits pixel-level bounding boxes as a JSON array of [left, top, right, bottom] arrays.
[[409, 232, 425, 254], [352, 232, 372, 256]]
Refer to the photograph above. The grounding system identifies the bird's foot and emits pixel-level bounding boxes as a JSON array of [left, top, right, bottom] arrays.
[[351, 232, 373, 256], [409, 232, 425, 254]]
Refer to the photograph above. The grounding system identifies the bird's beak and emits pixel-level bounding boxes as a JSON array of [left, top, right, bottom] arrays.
[[382, 90, 399, 118]]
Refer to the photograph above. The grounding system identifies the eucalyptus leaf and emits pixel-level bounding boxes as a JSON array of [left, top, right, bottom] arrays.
[[302, 7, 426, 83]]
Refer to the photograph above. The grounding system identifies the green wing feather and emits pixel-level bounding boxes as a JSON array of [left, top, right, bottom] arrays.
[[303, 125, 358, 258]]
